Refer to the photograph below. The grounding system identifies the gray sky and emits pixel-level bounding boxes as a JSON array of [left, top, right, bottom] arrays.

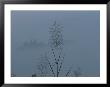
[[11, 11, 100, 77]]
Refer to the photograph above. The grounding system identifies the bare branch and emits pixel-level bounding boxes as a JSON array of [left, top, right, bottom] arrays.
[[46, 56, 55, 76], [65, 66, 73, 76], [58, 56, 64, 76], [51, 49, 57, 62]]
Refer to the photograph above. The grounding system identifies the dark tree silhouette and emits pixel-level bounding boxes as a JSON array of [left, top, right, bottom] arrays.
[[35, 21, 82, 77], [46, 21, 67, 77]]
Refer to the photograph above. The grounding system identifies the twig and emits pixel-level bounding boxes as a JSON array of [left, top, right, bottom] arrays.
[[46, 56, 55, 76], [58, 56, 64, 76], [65, 66, 73, 76]]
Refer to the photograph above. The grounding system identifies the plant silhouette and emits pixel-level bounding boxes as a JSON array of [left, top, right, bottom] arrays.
[[35, 21, 82, 77]]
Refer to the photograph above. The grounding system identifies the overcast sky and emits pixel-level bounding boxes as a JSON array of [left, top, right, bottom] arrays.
[[11, 11, 100, 77]]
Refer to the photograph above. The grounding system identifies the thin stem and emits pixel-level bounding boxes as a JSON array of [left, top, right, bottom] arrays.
[[56, 62, 58, 77], [51, 49, 57, 62], [58, 56, 64, 76], [46, 57, 55, 76]]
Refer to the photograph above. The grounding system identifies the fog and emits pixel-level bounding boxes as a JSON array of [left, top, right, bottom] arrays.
[[11, 11, 100, 77]]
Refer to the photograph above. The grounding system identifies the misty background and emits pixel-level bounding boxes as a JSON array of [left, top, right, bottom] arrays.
[[11, 11, 100, 77]]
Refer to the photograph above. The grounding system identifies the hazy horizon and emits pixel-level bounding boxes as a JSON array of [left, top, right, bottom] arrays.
[[11, 11, 100, 77]]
